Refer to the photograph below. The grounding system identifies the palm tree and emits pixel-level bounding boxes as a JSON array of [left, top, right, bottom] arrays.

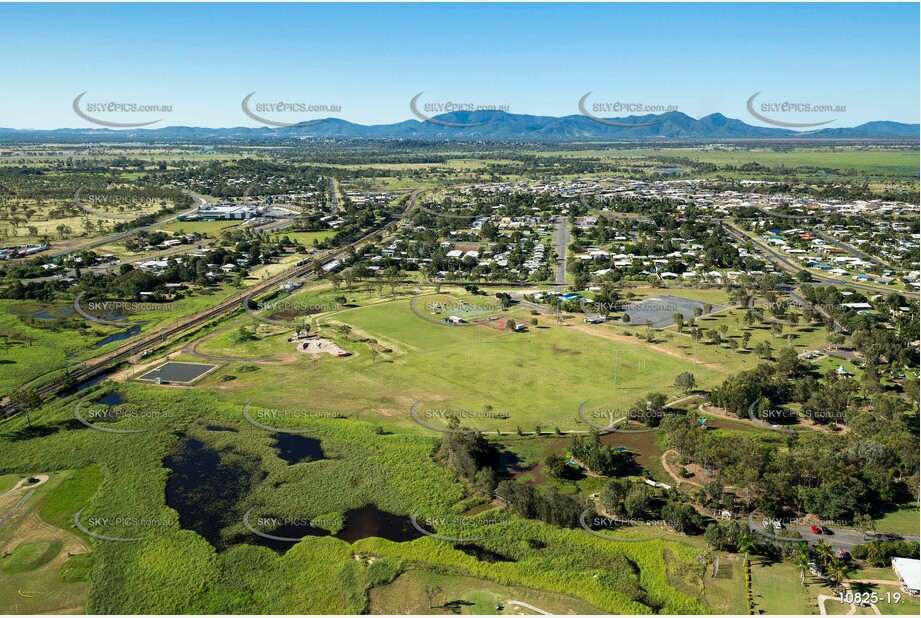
[[795, 544, 811, 585], [814, 540, 834, 569], [865, 540, 885, 567], [826, 557, 849, 592]]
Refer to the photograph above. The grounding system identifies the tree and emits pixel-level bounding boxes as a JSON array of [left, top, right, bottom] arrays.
[[673, 312, 685, 332], [743, 310, 756, 329], [826, 557, 849, 592], [770, 322, 784, 339], [775, 347, 804, 378], [544, 454, 570, 479], [865, 540, 885, 567], [621, 313, 630, 324], [343, 269, 357, 291], [739, 533, 755, 565], [674, 371, 697, 395], [599, 478, 631, 516], [814, 540, 835, 567], [795, 544, 811, 585], [754, 341, 773, 360], [827, 332, 846, 350], [10, 389, 42, 425]]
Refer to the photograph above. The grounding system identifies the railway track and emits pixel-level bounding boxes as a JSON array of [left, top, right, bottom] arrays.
[[4, 189, 421, 409]]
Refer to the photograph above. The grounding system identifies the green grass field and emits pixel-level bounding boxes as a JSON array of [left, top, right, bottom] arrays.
[[269, 230, 335, 247], [156, 219, 242, 235], [870, 507, 920, 537], [201, 288, 723, 434], [369, 569, 607, 614], [0, 470, 95, 614], [540, 147, 920, 178], [750, 559, 833, 615]]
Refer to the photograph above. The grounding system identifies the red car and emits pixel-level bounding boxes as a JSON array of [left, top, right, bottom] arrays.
[[810, 525, 821, 534]]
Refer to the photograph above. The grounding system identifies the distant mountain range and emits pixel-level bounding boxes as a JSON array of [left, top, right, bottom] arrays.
[[1, 111, 917, 141]]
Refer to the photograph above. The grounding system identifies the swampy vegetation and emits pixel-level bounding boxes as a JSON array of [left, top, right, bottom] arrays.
[[0, 382, 712, 614]]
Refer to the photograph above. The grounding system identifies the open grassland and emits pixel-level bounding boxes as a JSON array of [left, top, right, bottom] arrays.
[[870, 507, 921, 537], [197, 290, 723, 434], [541, 147, 920, 178], [583, 302, 837, 377], [745, 558, 916, 616], [369, 568, 607, 614], [749, 559, 833, 615], [268, 230, 334, 247], [848, 571, 921, 615], [155, 219, 242, 235]]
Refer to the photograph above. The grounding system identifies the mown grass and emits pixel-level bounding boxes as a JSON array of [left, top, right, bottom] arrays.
[[1, 540, 63, 573]]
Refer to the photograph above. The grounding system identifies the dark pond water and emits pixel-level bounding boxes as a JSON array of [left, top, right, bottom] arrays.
[[453, 543, 515, 562], [334, 505, 421, 544], [93, 326, 143, 348], [272, 434, 326, 464], [97, 392, 125, 406], [32, 308, 76, 320], [163, 438, 262, 549], [246, 504, 423, 554], [164, 437, 420, 553]]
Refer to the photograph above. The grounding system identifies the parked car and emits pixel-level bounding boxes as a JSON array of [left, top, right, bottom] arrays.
[[810, 525, 821, 534], [820, 526, 833, 535]]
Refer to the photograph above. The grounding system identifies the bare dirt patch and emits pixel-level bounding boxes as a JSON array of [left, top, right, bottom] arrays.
[[296, 337, 351, 359]]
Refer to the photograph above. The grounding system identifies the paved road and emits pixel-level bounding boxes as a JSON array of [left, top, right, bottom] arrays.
[[722, 221, 918, 299], [813, 229, 897, 271], [329, 177, 339, 214], [0, 489, 36, 529], [747, 512, 919, 550], [42, 194, 208, 260], [553, 216, 568, 287]]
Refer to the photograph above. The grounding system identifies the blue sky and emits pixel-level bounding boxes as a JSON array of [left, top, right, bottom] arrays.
[[0, 2, 918, 129]]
